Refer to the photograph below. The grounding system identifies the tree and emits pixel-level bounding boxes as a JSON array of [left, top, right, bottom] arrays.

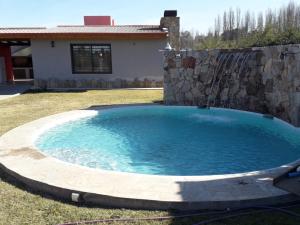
[[244, 11, 251, 34], [180, 31, 194, 49], [214, 15, 221, 37], [180, 0, 300, 50], [257, 12, 264, 32]]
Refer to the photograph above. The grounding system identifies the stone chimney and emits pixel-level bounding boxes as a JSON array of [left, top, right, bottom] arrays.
[[160, 10, 180, 50]]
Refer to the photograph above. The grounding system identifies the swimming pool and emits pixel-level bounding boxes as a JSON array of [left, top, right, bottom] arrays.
[[36, 106, 300, 176]]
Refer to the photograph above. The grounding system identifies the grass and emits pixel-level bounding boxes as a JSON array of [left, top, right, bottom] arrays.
[[0, 89, 299, 225]]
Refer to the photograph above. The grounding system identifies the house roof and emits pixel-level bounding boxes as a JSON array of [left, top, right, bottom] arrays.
[[0, 25, 167, 40]]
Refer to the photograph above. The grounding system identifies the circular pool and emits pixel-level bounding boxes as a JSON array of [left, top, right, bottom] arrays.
[[36, 106, 300, 176]]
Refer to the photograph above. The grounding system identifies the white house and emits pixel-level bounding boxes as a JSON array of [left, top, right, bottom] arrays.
[[0, 11, 179, 89]]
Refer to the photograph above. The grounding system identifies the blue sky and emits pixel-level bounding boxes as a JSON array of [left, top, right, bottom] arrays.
[[0, 0, 294, 33]]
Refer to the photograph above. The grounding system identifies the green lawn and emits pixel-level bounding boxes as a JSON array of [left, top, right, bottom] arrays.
[[0, 89, 299, 225]]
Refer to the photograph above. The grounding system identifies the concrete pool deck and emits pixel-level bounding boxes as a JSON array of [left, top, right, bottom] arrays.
[[0, 104, 299, 210]]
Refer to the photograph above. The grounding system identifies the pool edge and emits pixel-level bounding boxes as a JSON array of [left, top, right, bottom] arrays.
[[1, 103, 300, 210]]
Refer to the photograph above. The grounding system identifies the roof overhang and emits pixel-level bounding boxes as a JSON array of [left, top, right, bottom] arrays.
[[0, 40, 30, 46], [0, 32, 167, 40]]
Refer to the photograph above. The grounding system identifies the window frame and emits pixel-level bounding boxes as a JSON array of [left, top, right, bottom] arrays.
[[70, 43, 112, 74]]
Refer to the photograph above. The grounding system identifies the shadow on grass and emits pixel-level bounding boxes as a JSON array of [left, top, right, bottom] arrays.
[[0, 169, 190, 224], [0, 167, 224, 225], [0, 168, 111, 210], [85, 101, 164, 110], [22, 87, 164, 95], [23, 89, 87, 94], [2, 169, 300, 225]]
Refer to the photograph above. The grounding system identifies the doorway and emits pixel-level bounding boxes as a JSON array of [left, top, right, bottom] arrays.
[[11, 46, 34, 80]]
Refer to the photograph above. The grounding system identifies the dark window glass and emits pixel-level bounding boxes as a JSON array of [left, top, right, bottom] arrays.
[[71, 44, 112, 74], [29, 68, 34, 79], [13, 69, 27, 79], [12, 57, 33, 68]]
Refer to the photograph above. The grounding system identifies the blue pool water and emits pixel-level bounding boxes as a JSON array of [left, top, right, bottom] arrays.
[[36, 106, 300, 175]]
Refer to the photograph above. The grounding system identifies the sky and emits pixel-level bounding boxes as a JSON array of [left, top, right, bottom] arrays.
[[0, 0, 296, 33]]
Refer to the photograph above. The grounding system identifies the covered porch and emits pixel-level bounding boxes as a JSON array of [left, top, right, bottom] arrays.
[[0, 40, 33, 84]]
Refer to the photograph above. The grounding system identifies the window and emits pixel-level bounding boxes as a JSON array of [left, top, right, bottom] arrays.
[[71, 44, 112, 74], [12, 57, 33, 68]]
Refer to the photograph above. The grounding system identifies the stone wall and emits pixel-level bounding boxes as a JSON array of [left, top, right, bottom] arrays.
[[163, 45, 300, 126], [35, 78, 163, 89]]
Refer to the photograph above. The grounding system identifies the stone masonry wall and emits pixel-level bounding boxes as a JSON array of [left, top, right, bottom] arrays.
[[163, 45, 300, 126], [34, 78, 163, 89], [160, 16, 180, 50]]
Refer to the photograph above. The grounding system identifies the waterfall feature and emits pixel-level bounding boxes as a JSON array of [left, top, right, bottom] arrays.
[[205, 50, 254, 108], [163, 45, 300, 126]]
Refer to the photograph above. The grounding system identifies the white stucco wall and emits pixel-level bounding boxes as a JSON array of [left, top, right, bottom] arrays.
[[31, 39, 165, 83]]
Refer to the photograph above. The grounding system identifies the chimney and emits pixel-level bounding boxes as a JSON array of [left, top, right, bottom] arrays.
[[160, 10, 180, 50], [84, 16, 113, 26]]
